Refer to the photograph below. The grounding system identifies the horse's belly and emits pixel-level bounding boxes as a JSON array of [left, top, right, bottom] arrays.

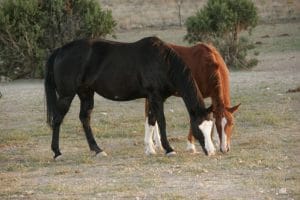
[[95, 89, 145, 101], [93, 77, 145, 101]]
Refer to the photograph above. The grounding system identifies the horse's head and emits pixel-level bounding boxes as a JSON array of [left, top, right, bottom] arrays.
[[214, 103, 240, 153]]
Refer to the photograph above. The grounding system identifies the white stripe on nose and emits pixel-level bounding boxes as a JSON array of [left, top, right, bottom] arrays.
[[221, 117, 228, 152]]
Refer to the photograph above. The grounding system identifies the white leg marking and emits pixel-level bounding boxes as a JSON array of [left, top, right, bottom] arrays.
[[199, 120, 215, 156], [221, 117, 228, 153], [186, 141, 196, 153], [153, 122, 163, 151], [144, 118, 156, 155]]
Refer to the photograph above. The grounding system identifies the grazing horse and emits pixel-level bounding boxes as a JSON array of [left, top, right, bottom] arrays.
[[44, 36, 214, 159], [144, 43, 240, 155]]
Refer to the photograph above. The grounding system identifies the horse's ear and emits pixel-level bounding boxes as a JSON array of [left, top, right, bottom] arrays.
[[227, 103, 241, 113]]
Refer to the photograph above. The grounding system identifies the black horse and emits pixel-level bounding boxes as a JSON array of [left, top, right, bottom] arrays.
[[45, 36, 212, 159]]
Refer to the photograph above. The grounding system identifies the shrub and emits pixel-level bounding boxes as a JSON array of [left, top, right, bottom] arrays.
[[184, 0, 258, 69], [40, 0, 116, 51], [0, 0, 116, 79], [0, 0, 44, 78]]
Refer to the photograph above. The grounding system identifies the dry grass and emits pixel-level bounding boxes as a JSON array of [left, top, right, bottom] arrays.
[[0, 22, 299, 199]]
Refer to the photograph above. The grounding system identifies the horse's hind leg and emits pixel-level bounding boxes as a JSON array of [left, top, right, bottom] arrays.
[[78, 91, 105, 156], [148, 96, 175, 155], [52, 96, 74, 159]]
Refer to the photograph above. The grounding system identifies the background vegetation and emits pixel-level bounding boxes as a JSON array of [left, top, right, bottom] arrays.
[[0, 0, 299, 199], [0, 0, 116, 79], [185, 0, 258, 69]]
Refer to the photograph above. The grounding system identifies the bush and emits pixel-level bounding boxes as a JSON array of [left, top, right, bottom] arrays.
[[40, 0, 116, 51], [0, 0, 44, 79], [184, 0, 258, 69], [0, 0, 116, 79]]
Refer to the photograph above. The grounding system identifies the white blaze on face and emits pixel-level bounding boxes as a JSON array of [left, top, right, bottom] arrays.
[[199, 120, 215, 156], [144, 118, 156, 155], [212, 119, 220, 148], [221, 117, 228, 152]]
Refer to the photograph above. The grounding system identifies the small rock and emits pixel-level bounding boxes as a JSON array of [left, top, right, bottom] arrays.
[[25, 190, 34, 195], [278, 33, 289, 37], [202, 168, 208, 173], [279, 188, 287, 194], [261, 34, 270, 38], [259, 189, 264, 193]]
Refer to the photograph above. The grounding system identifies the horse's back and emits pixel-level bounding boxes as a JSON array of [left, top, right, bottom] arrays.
[[50, 37, 174, 100], [168, 42, 229, 98], [90, 37, 173, 100]]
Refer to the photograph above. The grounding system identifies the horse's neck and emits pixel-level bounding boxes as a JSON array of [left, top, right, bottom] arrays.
[[212, 70, 231, 112], [167, 52, 207, 119]]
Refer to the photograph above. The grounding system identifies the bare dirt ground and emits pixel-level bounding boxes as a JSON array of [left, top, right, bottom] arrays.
[[0, 22, 299, 199]]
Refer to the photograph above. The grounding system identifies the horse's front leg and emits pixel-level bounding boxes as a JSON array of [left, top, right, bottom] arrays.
[[148, 97, 175, 156], [78, 91, 106, 157], [186, 127, 197, 153]]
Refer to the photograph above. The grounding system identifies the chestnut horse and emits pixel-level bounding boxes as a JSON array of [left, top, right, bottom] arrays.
[[144, 43, 240, 155], [44, 37, 214, 159]]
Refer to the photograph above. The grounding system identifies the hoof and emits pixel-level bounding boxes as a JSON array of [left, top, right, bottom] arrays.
[[54, 154, 63, 161], [207, 150, 216, 156], [145, 145, 157, 155], [189, 149, 200, 154], [166, 151, 177, 157], [154, 143, 163, 151], [186, 141, 196, 153], [95, 151, 108, 157], [145, 149, 157, 156], [187, 147, 197, 154]]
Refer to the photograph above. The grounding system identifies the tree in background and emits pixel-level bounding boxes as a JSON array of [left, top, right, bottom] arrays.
[[41, 0, 116, 51], [0, 0, 116, 79], [185, 0, 258, 69], [0, 0, 43, 79]]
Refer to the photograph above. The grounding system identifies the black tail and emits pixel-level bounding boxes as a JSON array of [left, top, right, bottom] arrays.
[[45, 49, 59, 128]]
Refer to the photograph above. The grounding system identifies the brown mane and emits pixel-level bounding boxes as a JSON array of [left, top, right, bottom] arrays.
[[168, 43, 231, 112]]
